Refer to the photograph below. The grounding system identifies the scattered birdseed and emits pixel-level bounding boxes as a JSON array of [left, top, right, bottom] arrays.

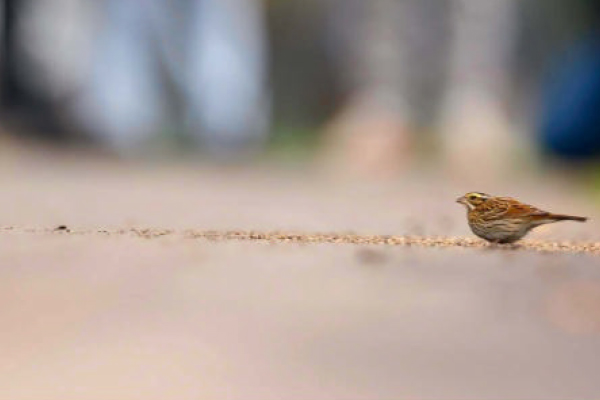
[[1, 227, 598, 255]]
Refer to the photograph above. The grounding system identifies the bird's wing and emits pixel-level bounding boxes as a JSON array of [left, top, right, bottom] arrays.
[[497, 197, 550, 219], [480, 197, 549, 220]]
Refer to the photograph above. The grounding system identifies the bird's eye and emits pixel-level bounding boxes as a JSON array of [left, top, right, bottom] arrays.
[[469, 195, 477, 201]]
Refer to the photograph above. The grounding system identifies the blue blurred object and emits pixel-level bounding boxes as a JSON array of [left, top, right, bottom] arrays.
[[540, 32, 600, 159]]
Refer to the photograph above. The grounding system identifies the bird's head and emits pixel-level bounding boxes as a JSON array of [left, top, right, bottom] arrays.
[[456, 192, 490, 210]]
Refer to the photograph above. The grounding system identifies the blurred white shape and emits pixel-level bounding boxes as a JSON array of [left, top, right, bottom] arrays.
[[12, 0, 97, 99]]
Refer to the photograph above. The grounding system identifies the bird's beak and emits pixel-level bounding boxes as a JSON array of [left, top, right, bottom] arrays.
[[456, 196, 466, 205]]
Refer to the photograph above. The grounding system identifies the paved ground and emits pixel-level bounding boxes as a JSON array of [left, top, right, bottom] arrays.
[[1, 154, 600, 399]]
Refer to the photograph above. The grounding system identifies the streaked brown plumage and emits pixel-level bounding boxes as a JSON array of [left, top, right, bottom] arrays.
[[456, 192, 587, 243]]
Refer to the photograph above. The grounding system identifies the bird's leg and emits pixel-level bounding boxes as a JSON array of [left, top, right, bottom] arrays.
[[484, 240, 500, 250], [489, 240, 521, 250]]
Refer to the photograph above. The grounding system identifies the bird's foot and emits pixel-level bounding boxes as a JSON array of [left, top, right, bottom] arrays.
[[487, 241, 521, 250]]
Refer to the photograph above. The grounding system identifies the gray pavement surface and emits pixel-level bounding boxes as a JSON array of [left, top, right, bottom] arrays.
[[1, 156, 600, 399]]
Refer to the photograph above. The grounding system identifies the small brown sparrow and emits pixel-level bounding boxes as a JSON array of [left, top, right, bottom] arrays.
[[457, 192, 587, 243]]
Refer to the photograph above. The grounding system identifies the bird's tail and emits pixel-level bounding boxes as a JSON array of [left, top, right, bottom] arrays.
[[550, 214, 588, 222]]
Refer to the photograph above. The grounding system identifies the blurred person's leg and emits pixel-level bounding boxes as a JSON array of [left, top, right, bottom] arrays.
[[73, 0, 166, 154], [181, 0, 270, 158], [438, 0, 520, 180], [75, 0, 269, 158], [321, 0, 416, 177]]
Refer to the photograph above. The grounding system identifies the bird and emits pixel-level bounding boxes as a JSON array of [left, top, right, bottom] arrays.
[[456, 192, 587, 243]]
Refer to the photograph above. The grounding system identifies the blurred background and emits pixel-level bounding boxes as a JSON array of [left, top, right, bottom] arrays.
[[1, 0, 600, 179], [2, 1, 600, 399]]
